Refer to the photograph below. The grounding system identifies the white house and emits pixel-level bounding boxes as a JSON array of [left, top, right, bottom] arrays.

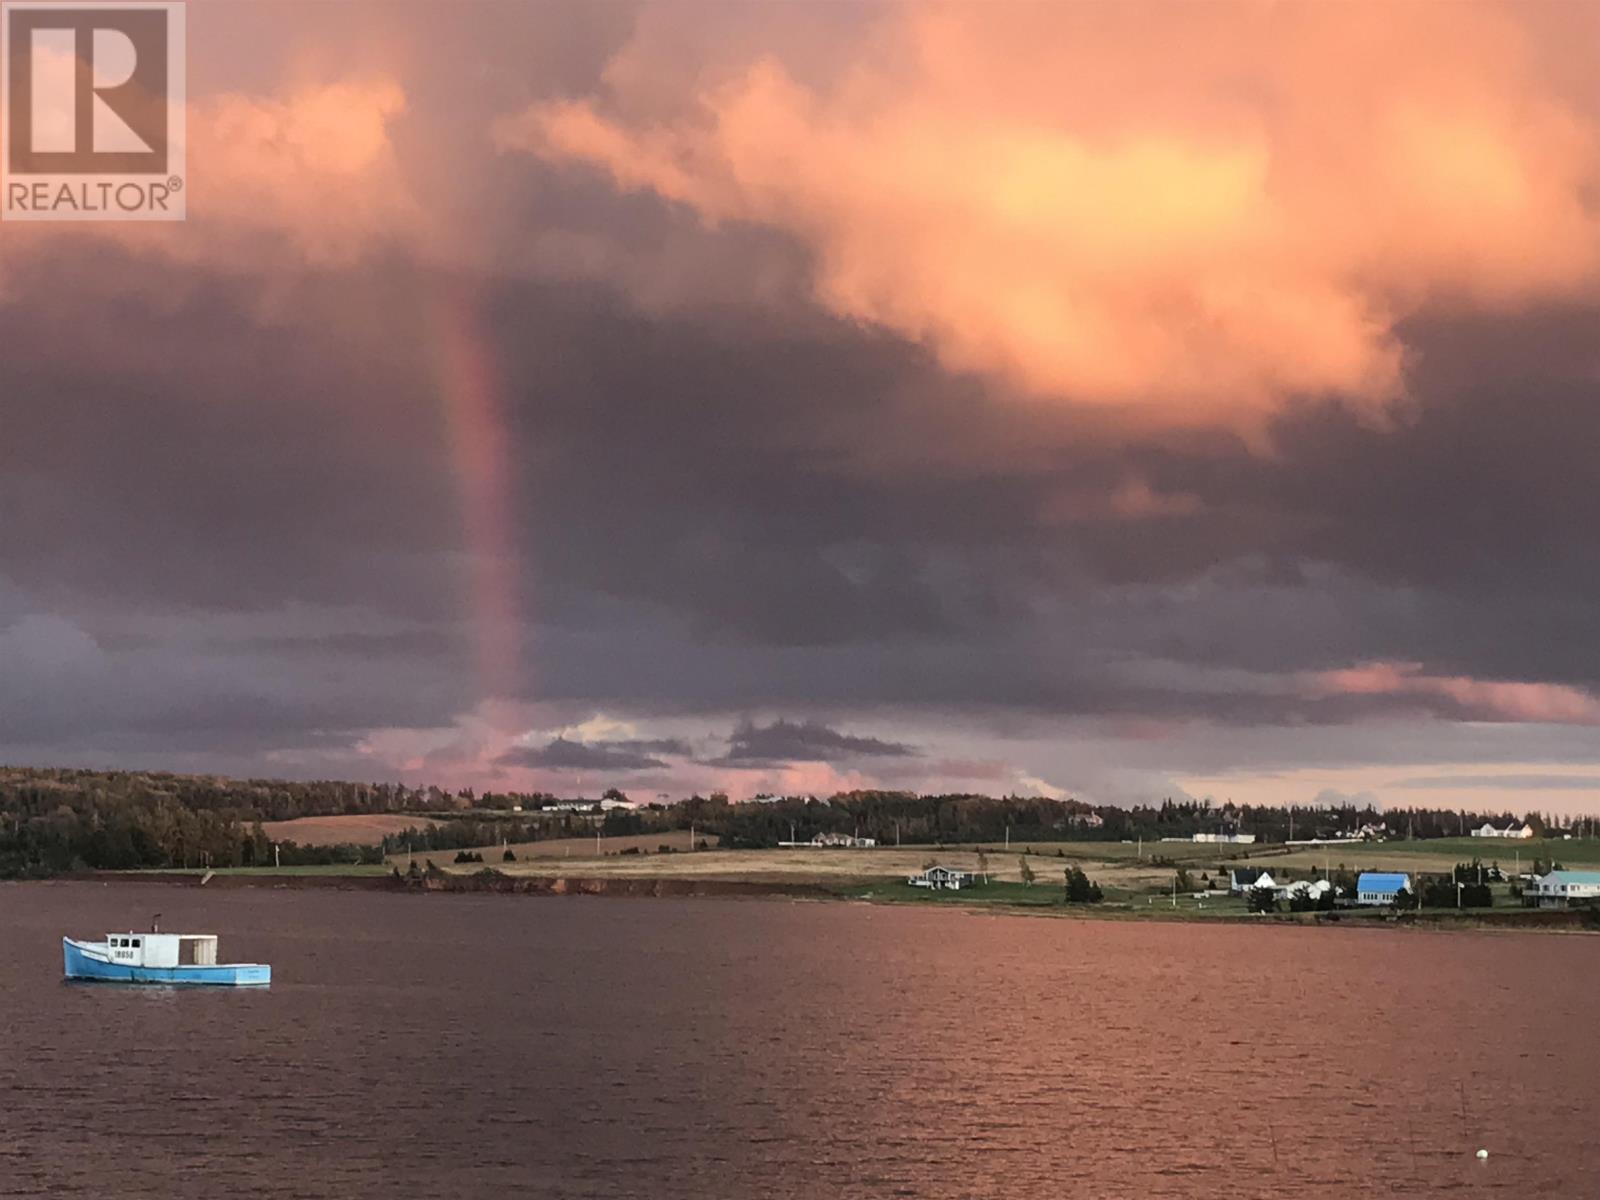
[[1526, 870, 1600, 908], [1285, 879, 1333, 901], [1356, 872, 1410, 906], [1192, 832, 1257, 844], [779, 832, 877, 848], [1471, 822, 1534, 839], [908, 866, 976, 891], [813, 831, 877, 848]]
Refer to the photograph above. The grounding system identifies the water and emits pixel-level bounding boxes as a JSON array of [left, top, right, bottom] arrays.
[[1, 883, 1596, 1198]]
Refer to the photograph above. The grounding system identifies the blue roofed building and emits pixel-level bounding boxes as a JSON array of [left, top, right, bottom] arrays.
[[1356, 872, 1410, 906]]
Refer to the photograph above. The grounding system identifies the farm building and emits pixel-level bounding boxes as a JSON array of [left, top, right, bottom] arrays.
[[1229, 868, 1281, 895], [1356, 872, 1410, 906], [1471, 822, 1534, 839], [908, 866, 977, 891], [1231, 873, 1330, 902], [1526, 870, 1600, 908]]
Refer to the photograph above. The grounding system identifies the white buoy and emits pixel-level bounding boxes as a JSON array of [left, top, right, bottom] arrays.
[[1476, 1149, 1489, 1160]]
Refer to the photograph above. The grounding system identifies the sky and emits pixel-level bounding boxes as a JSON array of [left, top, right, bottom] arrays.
[[2, 0, 1600, 815]]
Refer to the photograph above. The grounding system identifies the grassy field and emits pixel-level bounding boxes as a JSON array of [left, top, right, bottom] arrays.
[[261, 814, 439, 846], [1251, 837, 1600, 874], [119, 831, 1600, 896], [389, 833, 1600, 898], [399, 844, 1195, 893], [385, 831, 717, 869], [395, 836, 1255, 876], [94, 842, 1596, 929]]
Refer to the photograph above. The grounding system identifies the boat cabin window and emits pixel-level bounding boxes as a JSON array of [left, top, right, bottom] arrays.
[[131, 939, 141, 948], [114, 937, 125, 947]]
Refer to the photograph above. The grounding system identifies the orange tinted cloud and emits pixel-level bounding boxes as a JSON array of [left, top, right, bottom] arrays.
[[500, 1, 1600, 425], [0, 75, 423, 276], [191, 77, 424, 262], [1313, 662, 1600, 725]]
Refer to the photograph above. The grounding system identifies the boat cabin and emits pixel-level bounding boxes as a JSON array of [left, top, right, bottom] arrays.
[[104, 933, 219, 968]]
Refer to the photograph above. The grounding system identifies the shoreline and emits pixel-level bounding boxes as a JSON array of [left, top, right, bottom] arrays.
[[26, 868, 1599, 934]]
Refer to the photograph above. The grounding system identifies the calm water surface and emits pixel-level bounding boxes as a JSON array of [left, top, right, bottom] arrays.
[[1, 883, 1596, 1198]]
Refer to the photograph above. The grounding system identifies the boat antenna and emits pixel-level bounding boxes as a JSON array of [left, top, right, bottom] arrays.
[[152, 913, 161, 933]]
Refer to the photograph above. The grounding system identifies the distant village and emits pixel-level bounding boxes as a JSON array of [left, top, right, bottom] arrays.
[[759, 816, 1600, 915], [900, 858, 1600, 909]]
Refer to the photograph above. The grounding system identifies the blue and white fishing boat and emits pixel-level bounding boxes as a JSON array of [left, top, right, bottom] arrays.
[[63, 928, 270, 986]]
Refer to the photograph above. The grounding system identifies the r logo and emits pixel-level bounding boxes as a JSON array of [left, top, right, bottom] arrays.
[[1, 1, 185, 219], [6, 4, 168, 173]]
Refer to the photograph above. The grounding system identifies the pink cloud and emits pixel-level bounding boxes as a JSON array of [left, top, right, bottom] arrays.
[[500, 1, 1600, 427], [1311, 661, 1600, 725], [0, 75, 425, 279]]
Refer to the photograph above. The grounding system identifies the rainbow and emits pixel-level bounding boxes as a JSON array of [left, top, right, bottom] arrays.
[[426, 286, 523, 705]]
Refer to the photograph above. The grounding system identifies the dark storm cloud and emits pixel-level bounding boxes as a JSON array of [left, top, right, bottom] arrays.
[[7, 233, 1600, 762], [711, 719, 916, 768], [496, 737, 669, 771], [0, 247, 462, 620], [470, 259, 1600, 708], [0, 600, 473, 760]]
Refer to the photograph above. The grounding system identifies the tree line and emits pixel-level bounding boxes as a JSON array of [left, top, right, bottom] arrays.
[[0, 764, 1583, 878]]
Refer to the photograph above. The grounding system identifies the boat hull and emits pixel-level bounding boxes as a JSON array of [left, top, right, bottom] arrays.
[[63, 938, 270, 987]]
